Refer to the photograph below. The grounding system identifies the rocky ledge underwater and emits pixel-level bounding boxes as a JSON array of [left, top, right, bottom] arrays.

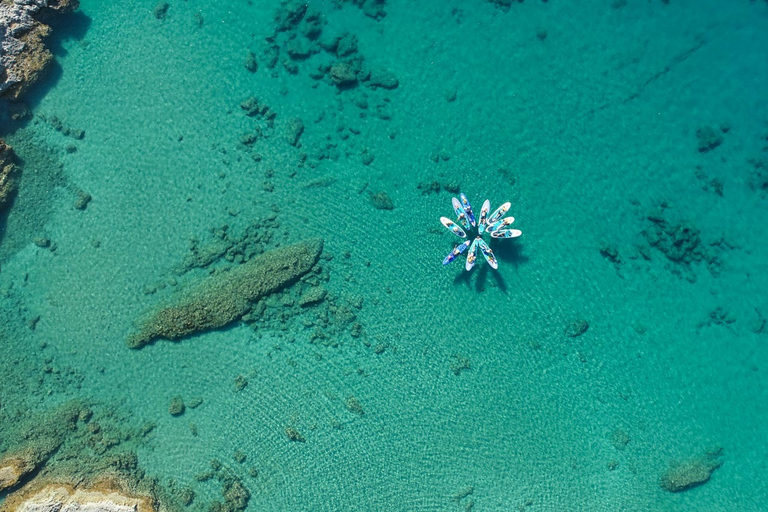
[[0, 2, 391, 509]]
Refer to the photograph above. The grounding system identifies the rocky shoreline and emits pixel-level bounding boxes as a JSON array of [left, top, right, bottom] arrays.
[[0, 0, 80, 212], [1, 482, 157, 512], [0, 0, 80, 99], [0, 138, 16, 211]]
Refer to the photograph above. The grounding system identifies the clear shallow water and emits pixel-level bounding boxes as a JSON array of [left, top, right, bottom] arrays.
[[1, 0, 767, 510]]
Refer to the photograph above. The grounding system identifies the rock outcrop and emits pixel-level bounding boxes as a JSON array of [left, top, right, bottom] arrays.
[[0, 440, 63, 492], [128, 238, 324, 348], [0, 458, 27, 492], [0, 482, 156, 512], [0, 138, 17, 211], [0, 403, 79, 492], [0, 0, 80, 99]]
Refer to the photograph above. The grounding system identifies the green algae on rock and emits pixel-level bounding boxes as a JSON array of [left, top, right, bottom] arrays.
[[127, 238, 324, 348]]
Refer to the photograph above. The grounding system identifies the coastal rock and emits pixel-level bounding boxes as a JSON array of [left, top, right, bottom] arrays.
[[0, 458, 28, 492], [0, 483, 156, 512], [300, 10, 324, 40], [0, 402, 83, 493], [0, 449, 54, 492], [0, 423, 70, 493], [0, 139, 18, 211], [0, 0, 80, 99], [128, 239, 324, 348]]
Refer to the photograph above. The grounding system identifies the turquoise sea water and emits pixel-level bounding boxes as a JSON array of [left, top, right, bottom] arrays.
[[1, 0, 768, 510]]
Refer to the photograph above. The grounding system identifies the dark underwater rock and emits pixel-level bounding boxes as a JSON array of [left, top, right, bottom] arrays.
[[330, 61, 358, 87], [369, 191, 394, 210], [642, 211, 714, 271], [152, 2, 169, 20], [747, 157, 768, 197], [274, 0, 307, 33], [696, 126, 724, 153], [564, 319, 589, 338], [367, 68, 398, 90], [285, 117, 305, 147], [660, 448, 723, 493], [168, 396, 185, 416], [243, 51, 258, 72]]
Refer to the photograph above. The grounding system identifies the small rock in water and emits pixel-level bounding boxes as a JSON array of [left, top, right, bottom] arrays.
[[299, 286, 327, 307], [285, 427, 305, 442], [34, 237, 51, 248], [285, 118, 305, 147], [696, 126, 723, 153], [599, 242, 621, 264], [368, 69, 399, 90], [74, 190, 92, 210], [564, 319, 589, 338], [369, 191, 394, 210], [244, 51, 258, 72], [153, 2, 169, 20], [345, 396, 365, 416], [169, 396, 185, 416], [330, 62, 357, 87], [610, 429, 630, 451], [361, 150, 374, 166], [234, 375, 248, 392]]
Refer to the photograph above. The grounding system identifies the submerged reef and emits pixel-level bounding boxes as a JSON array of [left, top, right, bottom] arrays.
[[0, 0, 80, 99], [128, 238, 324, 348], [641, 206, 725, 281], [659, 448, 724, 493]]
